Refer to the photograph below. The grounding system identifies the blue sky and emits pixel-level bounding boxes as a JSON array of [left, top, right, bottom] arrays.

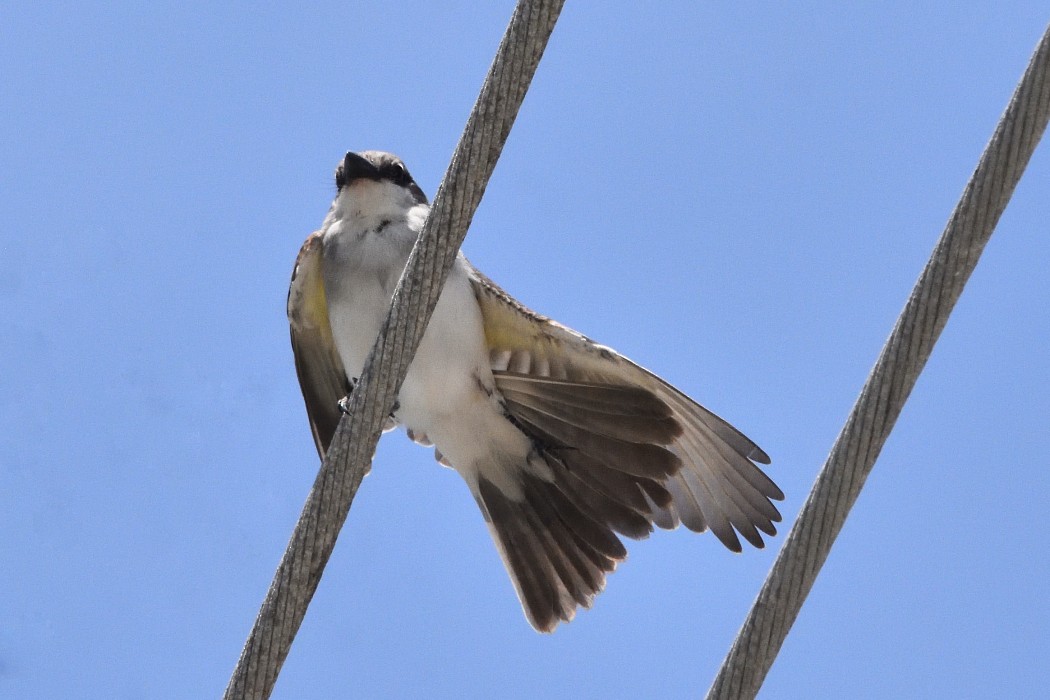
[[2, 3, 1049, 698]]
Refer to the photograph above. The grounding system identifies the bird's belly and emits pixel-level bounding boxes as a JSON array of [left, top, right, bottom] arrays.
[[329, 259, 529, 483], [395, 270, 489, 428]]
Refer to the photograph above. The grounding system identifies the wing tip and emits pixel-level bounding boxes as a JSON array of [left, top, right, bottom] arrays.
[[749, 446, 772, 465]]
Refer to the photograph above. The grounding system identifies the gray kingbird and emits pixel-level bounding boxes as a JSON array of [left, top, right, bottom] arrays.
[[287, 150, 782, 632]]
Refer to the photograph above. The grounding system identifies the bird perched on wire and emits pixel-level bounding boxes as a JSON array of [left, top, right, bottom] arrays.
[[287, 150, 783, 632]]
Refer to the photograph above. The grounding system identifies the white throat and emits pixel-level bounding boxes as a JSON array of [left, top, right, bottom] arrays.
[[323, 179, 429, 241]]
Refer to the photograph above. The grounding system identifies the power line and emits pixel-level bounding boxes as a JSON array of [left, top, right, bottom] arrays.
[[707, 23, 1050, 700], [222, 2, 565, 697]]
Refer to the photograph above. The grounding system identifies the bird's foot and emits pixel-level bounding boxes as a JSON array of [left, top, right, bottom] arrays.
[[337, 379, 400, 424]]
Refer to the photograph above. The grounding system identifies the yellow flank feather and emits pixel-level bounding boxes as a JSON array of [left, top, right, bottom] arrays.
[[307, 271, 330, 332], [290, 233, 334, 337]]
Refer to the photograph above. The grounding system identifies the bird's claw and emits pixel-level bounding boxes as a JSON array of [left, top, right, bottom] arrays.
[[337, 379, 399, 422], [337, 377, 359, 415]]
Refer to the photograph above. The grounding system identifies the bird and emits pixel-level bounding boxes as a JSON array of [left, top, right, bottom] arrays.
[[287, 150, 783, 632]]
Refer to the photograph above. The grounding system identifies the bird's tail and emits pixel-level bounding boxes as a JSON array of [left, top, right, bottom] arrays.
[[470, 372, 780, 632], [473, 455, 635, 633]]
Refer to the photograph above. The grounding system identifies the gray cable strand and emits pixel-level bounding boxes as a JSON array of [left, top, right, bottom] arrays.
[[707, 24, 1050, 700], [223, 2, 565, 697]]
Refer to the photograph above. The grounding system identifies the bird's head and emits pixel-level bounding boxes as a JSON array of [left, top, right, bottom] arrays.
[[329, 151, 428, 234]]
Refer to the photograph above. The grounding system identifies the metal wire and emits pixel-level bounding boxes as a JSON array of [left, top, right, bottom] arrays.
[[707, 23, 1050, 700], [222, 2, 565, 697]]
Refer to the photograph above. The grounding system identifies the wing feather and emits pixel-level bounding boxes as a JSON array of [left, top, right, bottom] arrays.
[[469, 266, 782, 553], [287, 232, 350, 459]]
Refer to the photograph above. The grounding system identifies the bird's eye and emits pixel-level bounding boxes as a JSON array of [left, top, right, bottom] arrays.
[[388, 162, 408, 184]]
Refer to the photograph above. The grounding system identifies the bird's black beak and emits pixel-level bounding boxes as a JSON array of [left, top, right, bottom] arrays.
[[337, 151, 380, 189]]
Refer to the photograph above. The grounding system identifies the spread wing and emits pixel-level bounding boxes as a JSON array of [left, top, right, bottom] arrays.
[[287, 232, 351, 459], [470, 266, 782, 555]]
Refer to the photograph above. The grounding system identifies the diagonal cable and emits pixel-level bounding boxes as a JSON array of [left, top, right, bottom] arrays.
[[223, 2, 565, 697], [707, 23, 1050, 700]]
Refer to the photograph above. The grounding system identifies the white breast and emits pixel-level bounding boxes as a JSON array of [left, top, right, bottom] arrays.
[[322, 220, 532, 490]]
